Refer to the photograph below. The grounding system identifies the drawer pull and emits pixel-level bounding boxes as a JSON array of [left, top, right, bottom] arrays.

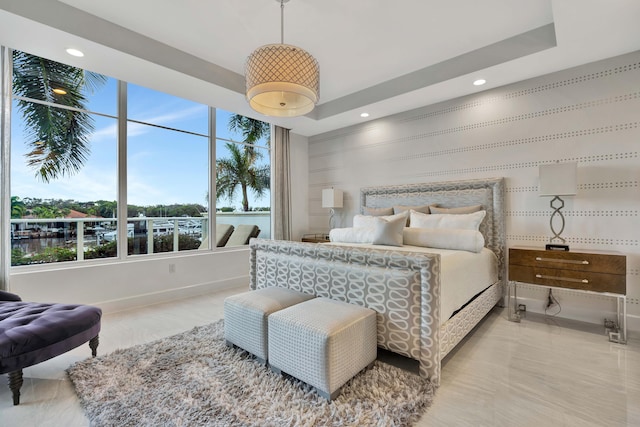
[[535, 257, 589, 265], [535, 274, 588, 284]]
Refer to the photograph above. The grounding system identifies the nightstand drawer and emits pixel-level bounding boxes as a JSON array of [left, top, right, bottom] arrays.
[[508, 265, 626, 294], [509, 248, 625, 275]]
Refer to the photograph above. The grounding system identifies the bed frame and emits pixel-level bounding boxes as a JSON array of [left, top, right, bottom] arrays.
[[249, 177, 505, 386]]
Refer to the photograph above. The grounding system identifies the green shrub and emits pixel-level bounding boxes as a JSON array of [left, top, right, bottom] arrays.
[[30, 247, 76, 263], [85, 240, 117, 259], [11, 248, 28, 266], [152, 234, 202, 253], [12, 234, 202, 265]]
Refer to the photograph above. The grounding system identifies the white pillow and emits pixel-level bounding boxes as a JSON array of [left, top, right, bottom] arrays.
[[393, 204, 431, 226], [371, 215, 405, 246], [409, 210, 486, 231], [403, 228, 485, 253], [353, 210, 408, 228], [329, 227, 375, 243]]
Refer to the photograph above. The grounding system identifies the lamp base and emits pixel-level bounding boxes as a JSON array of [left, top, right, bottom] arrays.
[[328, 208, 336, 230], [546, 243, 569, 251]]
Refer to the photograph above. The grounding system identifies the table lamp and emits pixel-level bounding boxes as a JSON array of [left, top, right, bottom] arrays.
[[322, 188, 343, 230], [539, 162, 577, 250]]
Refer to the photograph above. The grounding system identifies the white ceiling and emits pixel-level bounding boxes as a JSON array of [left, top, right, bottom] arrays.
[[0, 0, 639, 136]]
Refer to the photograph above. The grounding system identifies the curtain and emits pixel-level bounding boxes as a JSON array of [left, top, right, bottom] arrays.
[[272, 125, 292, 240]]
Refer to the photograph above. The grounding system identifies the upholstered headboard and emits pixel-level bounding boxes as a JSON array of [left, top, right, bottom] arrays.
[[360, 177, 506, 279]]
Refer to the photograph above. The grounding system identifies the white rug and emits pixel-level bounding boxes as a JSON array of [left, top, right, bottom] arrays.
[[67, 320, 434, 426]]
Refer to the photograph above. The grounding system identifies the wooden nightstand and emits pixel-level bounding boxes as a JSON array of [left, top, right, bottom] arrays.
[[508, 247, 627, 343], [301, 233, 330, 243]]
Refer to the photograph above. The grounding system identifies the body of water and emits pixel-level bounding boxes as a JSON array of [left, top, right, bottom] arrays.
[[12, 237, 101, 255]]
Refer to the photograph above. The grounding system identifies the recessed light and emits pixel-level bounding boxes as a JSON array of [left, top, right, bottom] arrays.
[[473, 79, 486, 86], [66, 48, 84, 57], [360, 112, 370, 118], [52, 88, 67, 95]]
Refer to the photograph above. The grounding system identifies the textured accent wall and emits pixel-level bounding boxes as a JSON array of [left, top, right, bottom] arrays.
[[307, 50, 640, 329]]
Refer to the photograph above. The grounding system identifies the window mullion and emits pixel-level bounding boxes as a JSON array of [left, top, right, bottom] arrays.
[[209, 107, 216, 250], [117, 81, 128, 259]]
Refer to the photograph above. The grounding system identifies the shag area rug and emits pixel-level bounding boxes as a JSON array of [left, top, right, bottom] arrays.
[[67, 320, 434, 427]]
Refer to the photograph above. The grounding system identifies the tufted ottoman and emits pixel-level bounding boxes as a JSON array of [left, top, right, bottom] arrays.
[[268, 297, 377, 401], [224, 286, 315, 363], [0, 291, 101, 405]]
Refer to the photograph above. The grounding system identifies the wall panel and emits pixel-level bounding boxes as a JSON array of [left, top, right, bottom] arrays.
[[307, 50, 640, 330]]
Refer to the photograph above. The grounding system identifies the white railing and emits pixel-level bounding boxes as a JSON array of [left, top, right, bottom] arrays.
[[11, 212, 270, 263]]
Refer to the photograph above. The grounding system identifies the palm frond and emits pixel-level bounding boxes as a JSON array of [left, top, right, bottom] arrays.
[[12, 50, 106, 182], [227, 114, 270, 147]]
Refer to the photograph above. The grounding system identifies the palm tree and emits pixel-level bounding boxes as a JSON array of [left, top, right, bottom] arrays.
[[215, 114, 271, 211], [32, 205, 69, 219], [12, 50, 107, 182], [10, 196, 26, 219], [216, 143, 270, 212], [227, 114, 271, 148]]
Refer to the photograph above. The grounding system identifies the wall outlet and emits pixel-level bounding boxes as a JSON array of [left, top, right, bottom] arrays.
[[169, 263, 176, 273]]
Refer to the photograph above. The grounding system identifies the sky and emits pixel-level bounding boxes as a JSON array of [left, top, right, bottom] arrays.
[[11, 76, 271, 211]]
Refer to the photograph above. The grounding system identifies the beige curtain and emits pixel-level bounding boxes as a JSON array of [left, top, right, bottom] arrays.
[[272, 125, 292, 240]]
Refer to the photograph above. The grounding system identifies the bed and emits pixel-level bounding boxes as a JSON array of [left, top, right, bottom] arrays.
[[249, 177, 505, 386]]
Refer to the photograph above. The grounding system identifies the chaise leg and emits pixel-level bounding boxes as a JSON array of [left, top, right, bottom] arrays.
[[89, 335, 99, 357], [9, 370, 23, 406]]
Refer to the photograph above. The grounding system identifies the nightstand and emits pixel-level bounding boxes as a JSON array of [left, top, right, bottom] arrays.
[[301, 233, 330, 243], [508, 247, 627, 343]]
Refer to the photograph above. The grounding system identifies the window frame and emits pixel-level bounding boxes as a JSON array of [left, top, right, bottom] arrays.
[[3, 47, 272, 272]]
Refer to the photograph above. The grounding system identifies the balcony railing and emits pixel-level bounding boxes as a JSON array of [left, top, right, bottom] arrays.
[[10, 213, 270, 266]]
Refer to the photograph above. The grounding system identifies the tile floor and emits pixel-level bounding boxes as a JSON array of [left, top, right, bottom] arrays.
[[1, 285, 638, 426]]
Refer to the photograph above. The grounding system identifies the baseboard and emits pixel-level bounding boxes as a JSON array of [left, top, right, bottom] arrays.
[[94, 276, 248, 314]]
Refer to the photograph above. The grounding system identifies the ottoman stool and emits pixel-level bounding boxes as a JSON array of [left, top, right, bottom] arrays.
[[224, 287, 314, 363], [0, 290, 101, 405], [268, 297, 377, 401]]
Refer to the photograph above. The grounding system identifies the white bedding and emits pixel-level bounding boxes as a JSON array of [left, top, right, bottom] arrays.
[[326, 243, 498, 326]]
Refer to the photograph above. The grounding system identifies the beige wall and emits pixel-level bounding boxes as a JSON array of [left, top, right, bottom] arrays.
[[305, 50, 640, 330]]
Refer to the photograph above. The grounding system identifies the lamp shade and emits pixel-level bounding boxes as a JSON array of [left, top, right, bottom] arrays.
[[245, 43, 320, 117], [539, 162, 577, 196], [322, 188, 343, 208]]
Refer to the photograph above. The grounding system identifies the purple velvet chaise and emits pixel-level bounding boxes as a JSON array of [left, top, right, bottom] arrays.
[[0, 289, 101, 405]]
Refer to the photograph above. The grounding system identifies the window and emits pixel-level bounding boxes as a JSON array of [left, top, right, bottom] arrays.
[[215, 110, 271, 248], [7, 49, 271, 266], [10, 50, 118, 265], [126, 84, 209, 255]]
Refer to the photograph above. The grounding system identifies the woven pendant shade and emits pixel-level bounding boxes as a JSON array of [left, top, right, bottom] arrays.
[[246, 43, 319, 117]]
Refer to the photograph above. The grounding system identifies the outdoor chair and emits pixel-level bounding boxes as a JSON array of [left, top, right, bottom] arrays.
[[216, 223, 235, 247], [225, 224, 260, 247], [196, 223, 235, 249]]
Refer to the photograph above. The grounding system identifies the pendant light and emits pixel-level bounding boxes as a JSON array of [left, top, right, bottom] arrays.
[[245, 0, 320, 117]]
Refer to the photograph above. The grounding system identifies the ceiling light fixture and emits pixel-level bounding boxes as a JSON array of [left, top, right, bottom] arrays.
[[473, 79, 486, 86], [245, 0, 320, 117], [66, 48, 84, 57], [360, 113, 370, 118]]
